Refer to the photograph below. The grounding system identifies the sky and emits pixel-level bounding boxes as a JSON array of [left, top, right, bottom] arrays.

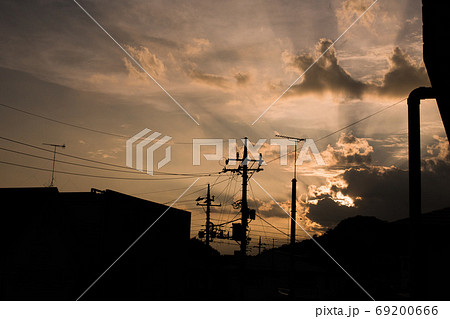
[[1, 0, 449, 254]]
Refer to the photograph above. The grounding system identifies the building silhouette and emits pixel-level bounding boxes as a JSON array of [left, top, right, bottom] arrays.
[[0, 187, 191, 300]]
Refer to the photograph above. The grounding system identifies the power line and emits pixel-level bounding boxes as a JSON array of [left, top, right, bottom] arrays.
[[160, 176, 232, 204], [0, 102, 130, 139], [132, 175, 233, 197], [0, 102, 222, 144], [0, 136, 220, 177], [0, 160, 201, 181], [265, 97, 407, 165], [248, 228, 290, 237], [0, 146, 153, 175], [215, 174, 237, 225], [255, 213, 290, 238], [315, 98, 407, 143], [131, 183, 206, 196], [247, 180, 290, 238], [248, 180, 269, 241], [0, 146, 220, 179]]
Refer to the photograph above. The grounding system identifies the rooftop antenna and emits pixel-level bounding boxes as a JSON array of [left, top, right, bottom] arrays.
[[42, 143, 65, 187], [275, 134, 305, 182], [275, 134, 306, 299]]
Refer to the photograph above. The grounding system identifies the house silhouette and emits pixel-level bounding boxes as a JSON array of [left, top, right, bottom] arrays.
[[0, 187, 191, 300]]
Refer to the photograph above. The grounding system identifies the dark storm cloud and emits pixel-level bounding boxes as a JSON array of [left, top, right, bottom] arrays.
[[290, 39, 368, 99], [306, 135, 450, 228], [377, 47, 430, 96], [287, 39, 429, 99], [307, 166, 408, 228], [308, 197, 357, 228], [308, 158, 450, 229]]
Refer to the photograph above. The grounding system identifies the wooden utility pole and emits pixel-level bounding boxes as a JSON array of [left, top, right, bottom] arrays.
[[223, 137, 263, 299], [258, 236, 261, 255], [240, 138, 249, 255], [196, 184, 221, 246]]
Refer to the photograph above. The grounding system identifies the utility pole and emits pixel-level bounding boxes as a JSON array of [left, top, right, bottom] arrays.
[[43, 143, 65, 187], [223, 137, 263, 256], [257, 236, 268, 255], [223, 137, 263, 299], [196, 184, 221, 246], [241, 138, 249, 255], [275, 134, 305, 299]]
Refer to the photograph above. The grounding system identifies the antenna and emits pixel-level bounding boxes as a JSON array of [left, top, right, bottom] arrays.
[[42, 143, 66, 187], [275, 133, 306, 298], [275, 134, 305, 179]]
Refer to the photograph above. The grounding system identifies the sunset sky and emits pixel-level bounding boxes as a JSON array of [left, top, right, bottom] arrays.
[[1, 0, 449, 254]]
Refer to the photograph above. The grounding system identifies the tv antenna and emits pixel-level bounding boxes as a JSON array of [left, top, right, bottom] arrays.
[[42, 143, 66, 187], [275, 134, 306, 298]]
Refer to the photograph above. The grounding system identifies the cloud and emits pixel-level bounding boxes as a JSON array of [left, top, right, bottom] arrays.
[[424, 135, 450, 168], [289, 39, 368, 99], [421, 136, 450, 211], [248, 196, 326, 234], [336, 0, 377, 30], [307, 197, 357, 229], [250, 198, 287, 219], [123, 45, 166, 80], [321, 131, 373, 167], [335, 0, 415, 47], [286, 39, 429, 99], [189, 69, 231, 89], [305, 166, 408, 228], [184, 38, 211, 56], [88, 147, 122, 159], [234, 72, 250, 86], [303, 134, 450, 228], [376, 47, 429, 97]]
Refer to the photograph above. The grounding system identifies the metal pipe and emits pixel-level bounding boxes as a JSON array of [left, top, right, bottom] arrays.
[[407, 86, 435, 299], [408, 87, 435, 219]]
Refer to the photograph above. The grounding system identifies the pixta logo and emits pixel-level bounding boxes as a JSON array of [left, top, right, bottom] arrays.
[[126, 128, 172, 175], [192, 138, 325, 166], [126, 131, 325, 174]]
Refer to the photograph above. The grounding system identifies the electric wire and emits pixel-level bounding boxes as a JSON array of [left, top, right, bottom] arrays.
[[0, 136, 220, 177], [0, 102, 130, 139], [265, 97, 407, 165], [0, 160, 200, 181], [0, 102, 237, 145]]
